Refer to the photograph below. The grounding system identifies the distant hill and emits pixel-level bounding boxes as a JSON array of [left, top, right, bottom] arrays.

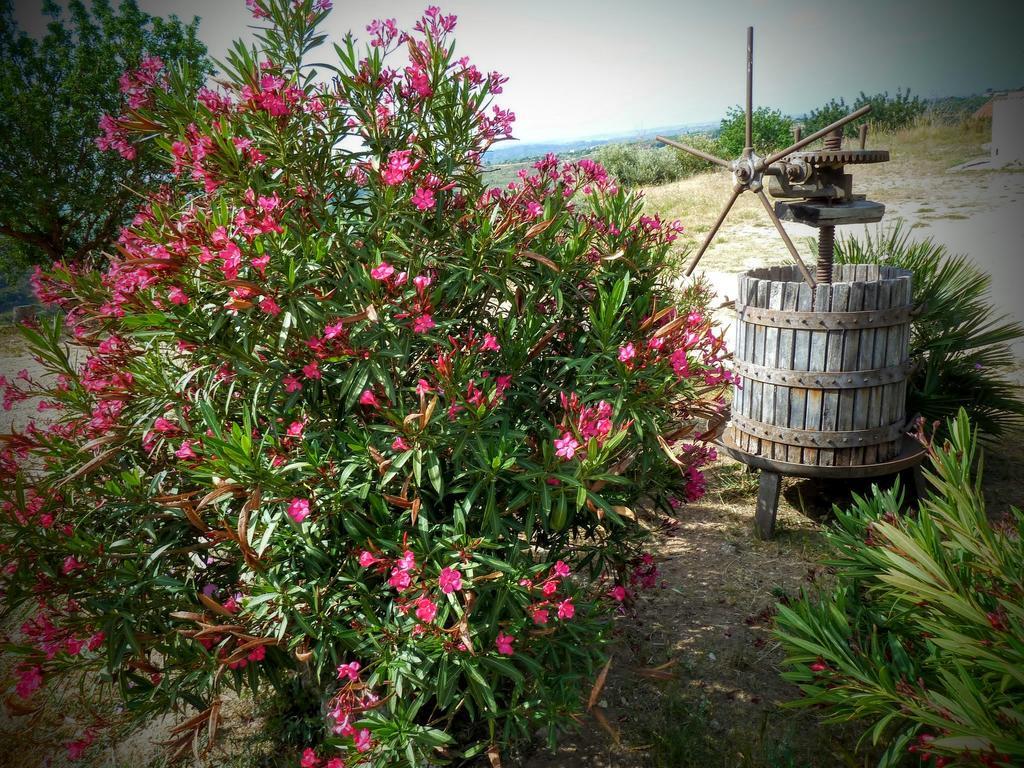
[[484, 121, 718, 165]]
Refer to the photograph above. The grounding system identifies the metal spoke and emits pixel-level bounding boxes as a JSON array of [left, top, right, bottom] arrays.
[[760, 104, 873, 168], [684, 182, 744, 276], [745, 26, 753, 154], [755, 189, 817, 287], [655, 136, 732, 170]]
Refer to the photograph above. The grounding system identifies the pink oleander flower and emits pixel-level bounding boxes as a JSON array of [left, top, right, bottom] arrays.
[[396, 550, 416, 570], [438, 566, 462, 594], [175, 440, 197, 459], [391, 436, 410, 451], [247, 645, 266, 662], [15, 665, 43, 698], [326, 760, 344, 768], [413, 274, 432, 292], [259, 296, 281, 316], [388, 567, 411, 591], [541, 580, 558, 597], [168, 286, 189, 305], [358, 550, 379, 567], [410, 185, 436, 211], [153, 416, 178, 434], [300, 748, 320, 768], [370, 261, 395, 280], [412, 313, 435, 333], [251, 254, 270, 275], [557, 598, 575, 620], [302, 361, 321, 380], [354, 728, 373, 753], [554, 432, 579, 460], [480, 333, 501, 352], [414, 596, 437, 623], [381, 149, 419, 186], [416, 378, 433, 395], [609, 585, 627, 602], [358, 389, 380, 408], [287, 497, 311, 523], [618, 343, 636, 362], [286, 421, 304, 438], [531, 607, 549, 625], [337, 660, 361, 681], [283, 374, 302, 392], [495, 631, 515, 655], [62, 555, 84, 575], [553, 560, 571, 578]]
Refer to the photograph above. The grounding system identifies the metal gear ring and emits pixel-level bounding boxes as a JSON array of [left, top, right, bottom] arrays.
[[788, 149, 890, 165]]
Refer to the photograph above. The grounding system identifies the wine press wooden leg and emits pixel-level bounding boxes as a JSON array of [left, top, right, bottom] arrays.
[[754, 471, 782, 540]]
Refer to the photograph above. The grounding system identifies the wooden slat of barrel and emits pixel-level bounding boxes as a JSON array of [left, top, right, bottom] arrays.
[[743, 277, 760, 455], [820, 282, 849, 466], [854, 277, 880, 465], [788, 281, 813, 464], [751, 280, 769, 456], [775, 281, 799, 461], [836, 280, 865, 466], [735, 276, 747, 428], [866, 278, 894, 464], [762, 282, 784, 457], [804, 281, 830, 465], [890, 275, 912, 458]]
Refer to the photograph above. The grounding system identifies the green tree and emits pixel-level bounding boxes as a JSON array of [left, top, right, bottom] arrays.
[[802, 89, 926, 138], [0, 0, 210, 278], [716, 105, 793, 159]]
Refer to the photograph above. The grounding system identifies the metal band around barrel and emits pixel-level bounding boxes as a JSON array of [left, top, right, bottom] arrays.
[[730, 413, 906, 448], [731, 359, 912, 389], [736, 305, 912, 330]]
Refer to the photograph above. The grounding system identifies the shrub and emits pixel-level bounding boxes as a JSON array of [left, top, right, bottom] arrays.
[[802, 89, 926, 139], [0, 1, 731, 765], [672, 133, 722, 178], [716, 105, 793, 159], [593, 142, 685, 187], [834, 223, 1024, 437], [774, 410, 1024, 767]]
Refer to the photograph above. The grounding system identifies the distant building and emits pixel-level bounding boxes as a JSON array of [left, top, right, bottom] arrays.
[[986, 90, 1024, 168]]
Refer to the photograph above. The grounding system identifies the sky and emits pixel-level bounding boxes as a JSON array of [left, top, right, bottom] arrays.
[[12, 0, 1024, 143]]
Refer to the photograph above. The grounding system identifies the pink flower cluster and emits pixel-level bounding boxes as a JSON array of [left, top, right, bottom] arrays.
[[118, 55, 166, 109], [608, 552, 661, 604], [298, 658, 376, 765], [518, 560, 575, 626], [380, 149, 421, 186], [553, 393, 619, 462], [241, 63, 306, 117]]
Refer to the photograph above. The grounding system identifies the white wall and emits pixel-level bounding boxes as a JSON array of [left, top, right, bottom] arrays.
[[992, 92, 1024, 168]]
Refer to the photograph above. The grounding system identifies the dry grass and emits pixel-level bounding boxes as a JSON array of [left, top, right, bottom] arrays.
[[641, 119, 994, 275]]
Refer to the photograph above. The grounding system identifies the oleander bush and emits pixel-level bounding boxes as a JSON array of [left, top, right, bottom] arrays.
[[0, 1, 731, 765], [774, 411, 1024, 768]]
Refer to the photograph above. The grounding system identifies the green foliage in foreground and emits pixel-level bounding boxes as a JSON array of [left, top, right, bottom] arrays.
[[774, 410, 1024, 767], [834, 223, 1024, 438]]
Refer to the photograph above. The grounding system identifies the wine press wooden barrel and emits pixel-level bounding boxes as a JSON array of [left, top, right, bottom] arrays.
[[731, 264, 913, 467]]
